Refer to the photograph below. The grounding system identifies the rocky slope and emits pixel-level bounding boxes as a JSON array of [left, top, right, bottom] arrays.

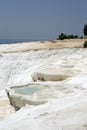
[[0, 40, 87, 130]]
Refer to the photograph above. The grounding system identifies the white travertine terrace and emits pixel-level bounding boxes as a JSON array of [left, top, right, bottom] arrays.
[[0, 39, 87, 130]]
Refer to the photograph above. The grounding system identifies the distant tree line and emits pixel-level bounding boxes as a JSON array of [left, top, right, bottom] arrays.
[[57, 33, 79, 40], [56, 24, 87, 40]]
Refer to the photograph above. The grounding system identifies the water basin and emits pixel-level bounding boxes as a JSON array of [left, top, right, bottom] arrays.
[[13, 85, 42, 95], [6, 84, 47, 109]]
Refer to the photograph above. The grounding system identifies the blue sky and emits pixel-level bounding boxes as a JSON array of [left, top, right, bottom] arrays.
[[0, 0, 87, 40]]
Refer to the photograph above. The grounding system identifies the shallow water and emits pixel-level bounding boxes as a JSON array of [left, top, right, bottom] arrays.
[[13, 86, 42, 95]]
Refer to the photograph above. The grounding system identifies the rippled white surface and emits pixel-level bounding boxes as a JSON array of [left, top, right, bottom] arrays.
[[0, 47, 87, 130]]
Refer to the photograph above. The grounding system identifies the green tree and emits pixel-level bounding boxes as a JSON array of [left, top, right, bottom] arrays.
[[58, 33, 67, 40], [83, 24, 87, 36]]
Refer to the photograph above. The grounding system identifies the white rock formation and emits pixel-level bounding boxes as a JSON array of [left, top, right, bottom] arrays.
[[0, 41, 87, 130]]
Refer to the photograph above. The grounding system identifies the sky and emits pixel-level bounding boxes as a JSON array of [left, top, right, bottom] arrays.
[[0, 0, 87, 40]]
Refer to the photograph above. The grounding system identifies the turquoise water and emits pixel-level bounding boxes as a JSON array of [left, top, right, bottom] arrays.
[[13, 86, 42, 95]]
